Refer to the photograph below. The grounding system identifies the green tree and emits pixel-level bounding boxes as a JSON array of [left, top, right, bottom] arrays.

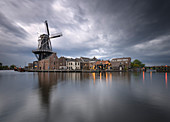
[[2, 65, 9, 70], [131, 59, 145, 68], [141, 63, 145, 68], [133, 59, 142, 66], [131, 62, 134, 68], [133, 64, 140, 68], [10, 65, 16, 70]]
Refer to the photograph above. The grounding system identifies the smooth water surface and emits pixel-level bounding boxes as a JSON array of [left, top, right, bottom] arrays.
[[0, 71, 170, 122]]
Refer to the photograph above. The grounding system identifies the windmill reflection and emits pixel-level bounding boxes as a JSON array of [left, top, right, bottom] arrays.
[[38, 72, 58, 107], [38, 72, 91, 107], [37, 72, 132, 108]]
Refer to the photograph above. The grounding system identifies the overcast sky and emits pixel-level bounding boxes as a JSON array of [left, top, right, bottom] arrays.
[[0, 0, 170, 66]]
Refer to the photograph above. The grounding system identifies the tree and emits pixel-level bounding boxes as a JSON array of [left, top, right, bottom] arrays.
[[131, 59, 145, 68], [133, 64, 140, 68], [2, 66, 9, 70], [141, 63, 145, 68], [10, 65, 16, 70], [133, 59, 142, 66]]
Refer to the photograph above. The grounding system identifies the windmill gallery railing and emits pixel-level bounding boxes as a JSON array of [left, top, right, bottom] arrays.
[[32, 20, 62, 61]]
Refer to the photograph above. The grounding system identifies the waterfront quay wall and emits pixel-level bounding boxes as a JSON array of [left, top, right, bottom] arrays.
[[26, 69, 170, 73], [26, 69, 127, 73]]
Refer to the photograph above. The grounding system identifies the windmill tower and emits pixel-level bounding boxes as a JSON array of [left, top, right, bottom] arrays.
[[32, 20, 62, 60]]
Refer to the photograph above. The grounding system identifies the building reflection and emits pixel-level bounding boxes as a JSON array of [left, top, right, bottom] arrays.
[[143, 71, 145, 83], [38, 72, 92, 107], [92, 72, 131, 86], [165, 72, 168, 88], [100, 72, 102, 82], [109, 73, 112, 82], [38, 73, 92, 98], [38, 72, 58, 107], [38, 72, 132, 108], [111, 72, 131, 83], [38, 72, 92, 118], [92, 73, 95, 85], [150, 71, 152, 81]]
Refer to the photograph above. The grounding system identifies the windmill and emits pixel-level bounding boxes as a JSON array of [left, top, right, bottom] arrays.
[[32, 20, 62, 60]]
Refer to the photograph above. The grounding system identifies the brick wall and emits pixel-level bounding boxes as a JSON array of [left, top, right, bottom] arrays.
[[38, 53, 59, 70]]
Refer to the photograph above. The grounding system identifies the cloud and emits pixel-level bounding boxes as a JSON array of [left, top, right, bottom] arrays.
[[0, 0, 170, 66]]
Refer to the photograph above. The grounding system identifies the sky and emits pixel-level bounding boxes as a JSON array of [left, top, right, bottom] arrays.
[[0, 0, 170, 66]]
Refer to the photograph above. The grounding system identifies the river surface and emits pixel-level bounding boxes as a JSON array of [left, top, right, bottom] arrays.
[[0, 70, 170, 122]]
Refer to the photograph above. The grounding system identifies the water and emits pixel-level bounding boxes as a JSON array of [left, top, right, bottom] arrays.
[[0, 71, 170, 122]]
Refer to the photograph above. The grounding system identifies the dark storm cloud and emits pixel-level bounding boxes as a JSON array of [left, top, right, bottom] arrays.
[[89, 0, 170, 45], [0, 0, 170, 66], [0, 12, 27, 38]]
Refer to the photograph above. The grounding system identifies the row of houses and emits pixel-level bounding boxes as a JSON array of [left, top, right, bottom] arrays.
[[28, 53, 131, 71]]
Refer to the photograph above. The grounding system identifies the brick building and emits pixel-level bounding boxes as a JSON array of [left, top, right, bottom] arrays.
[[81, 57, 99, 70], [28, 63, 33, 69], [58, 57, 67, 69], [33, 61, 38, 70], [95, 60, 111, 70], [111, 57, 131, 70], [38, 53, 59, 70]]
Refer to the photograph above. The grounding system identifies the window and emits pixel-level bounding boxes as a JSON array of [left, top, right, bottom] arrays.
[[75, 62, 77, 65], [71, 63, 72, 65]]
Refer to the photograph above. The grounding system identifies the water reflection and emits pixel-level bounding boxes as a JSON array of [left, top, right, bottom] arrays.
[[165, 72, 168, 88], [150, 71, 152, 81], [111, 72, 131, 83], [109, 73, 112, 86], [92, 73, 95, 85], [38, 73, 57, 107], [143, 71, 145, 83], [100, 72, 102, 82], [106, 72, 108, 86], [1, 71, 170, 122]]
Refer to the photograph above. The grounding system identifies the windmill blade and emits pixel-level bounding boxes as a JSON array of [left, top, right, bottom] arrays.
[[45, 20, 50, 36], [50, 33, 62, 39]]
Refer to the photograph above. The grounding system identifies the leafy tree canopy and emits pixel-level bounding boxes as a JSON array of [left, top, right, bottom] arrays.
[[10, 65, 16, 69], [131, 59, 145, 68]]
